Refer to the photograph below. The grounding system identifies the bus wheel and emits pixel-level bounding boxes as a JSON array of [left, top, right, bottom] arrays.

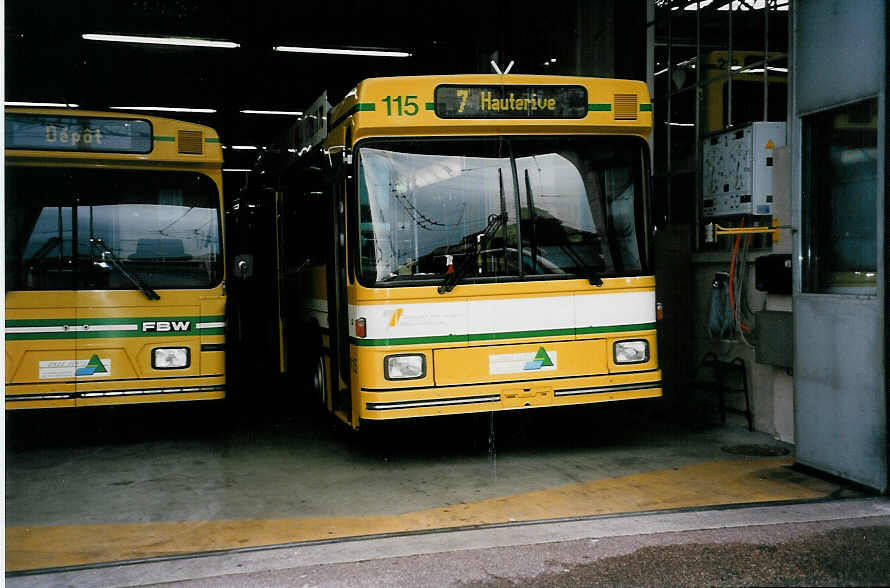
[[313, 354, 327, 405]]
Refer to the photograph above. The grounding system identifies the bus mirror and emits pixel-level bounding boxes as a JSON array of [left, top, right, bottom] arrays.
[[232, 254, 254, 280]]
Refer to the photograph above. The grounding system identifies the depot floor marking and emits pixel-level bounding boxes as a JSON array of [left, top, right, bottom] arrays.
[[6, 457, 841, 572]]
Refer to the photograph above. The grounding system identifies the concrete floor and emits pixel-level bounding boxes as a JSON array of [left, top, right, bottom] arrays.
[[9, 499, 890, 587], [5, 393, 860, 572]]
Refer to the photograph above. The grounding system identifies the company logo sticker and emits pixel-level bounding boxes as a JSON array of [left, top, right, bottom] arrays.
[[39, 356, 112, 379], [524, 347, 555, 371], [388, 308, 404, 327], [489, 347, 558, 375], [76, 354, 109, 376]]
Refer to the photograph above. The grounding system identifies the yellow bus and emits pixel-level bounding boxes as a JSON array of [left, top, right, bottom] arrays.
[[277, 75, 661, 429], [701, 51, 788, 133], [5, 108, 226, 409]]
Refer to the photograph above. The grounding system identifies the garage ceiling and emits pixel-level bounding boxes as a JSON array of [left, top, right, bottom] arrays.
[[6, 1, 607, 171]]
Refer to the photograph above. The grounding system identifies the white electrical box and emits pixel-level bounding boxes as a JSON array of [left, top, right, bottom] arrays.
[[702, 121, 786, 217]]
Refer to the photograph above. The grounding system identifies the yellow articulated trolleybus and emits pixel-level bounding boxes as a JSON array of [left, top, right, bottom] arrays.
[[5, 108, 226, 409], [279, 75, 661, 429]]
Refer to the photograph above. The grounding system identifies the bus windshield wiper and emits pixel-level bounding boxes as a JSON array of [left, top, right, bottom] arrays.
[[523, 169, 601, 287], [438, 212, 507, 295], [90, 237, 161, 300], [563, 240, 604, 287]]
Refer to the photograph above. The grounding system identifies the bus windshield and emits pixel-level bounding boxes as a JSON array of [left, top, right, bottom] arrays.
[[356, 136, 649, 287], [5, 167, 223, 291]]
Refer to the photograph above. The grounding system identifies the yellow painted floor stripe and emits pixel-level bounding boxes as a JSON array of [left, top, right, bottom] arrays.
[[6, 456, 842, 572]]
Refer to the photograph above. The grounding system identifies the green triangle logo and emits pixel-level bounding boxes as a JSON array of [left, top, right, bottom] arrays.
[[533, 347, 553, 367], [85, 354, 107, 374]]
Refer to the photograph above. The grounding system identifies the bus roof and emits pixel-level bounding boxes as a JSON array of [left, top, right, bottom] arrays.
[[327, 74, 653, 143], [5, 107, 223, 165]]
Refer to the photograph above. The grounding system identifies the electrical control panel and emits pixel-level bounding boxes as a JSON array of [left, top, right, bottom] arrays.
[[702, 121, 786, 217]]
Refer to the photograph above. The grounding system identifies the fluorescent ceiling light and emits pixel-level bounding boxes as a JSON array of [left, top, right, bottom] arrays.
[[273, 46, 412, 58], [228, 145, 258, 150], [742, 67, 789, 74], [6, 101, 79, 108], [83, 34, 239, 49], [223, 168, 252, 172], [240, 109, 303, 116], [109, 106, 217, 113]]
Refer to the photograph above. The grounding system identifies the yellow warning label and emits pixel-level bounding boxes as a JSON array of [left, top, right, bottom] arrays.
[[765, 139, 775, 149]]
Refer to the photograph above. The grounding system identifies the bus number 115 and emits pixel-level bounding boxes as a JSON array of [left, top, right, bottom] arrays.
[[381, 95, 419, 116]]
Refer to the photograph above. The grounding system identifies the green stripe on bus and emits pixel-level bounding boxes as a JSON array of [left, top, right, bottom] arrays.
[[6, 315, 224, 327], [205, 137, 221, 143], [357, 103, 376, 112], [588, 104, 612, 112], [195, 327, 225, 335], [640, 104, 653, 112], [5, 315, 226, 340], [154, 136, 176, 142], [6, 328, 226, 341], [426, 103, 435, 111], [576, 323, 656, 335]]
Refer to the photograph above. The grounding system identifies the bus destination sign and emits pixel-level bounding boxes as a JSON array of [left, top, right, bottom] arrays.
[[5, 114, 153, 154], [435, 85, 588, 119]]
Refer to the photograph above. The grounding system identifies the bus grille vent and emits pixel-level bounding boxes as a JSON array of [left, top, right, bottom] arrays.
[[613, 94, 638, 120], [178, 130, 204, 155]]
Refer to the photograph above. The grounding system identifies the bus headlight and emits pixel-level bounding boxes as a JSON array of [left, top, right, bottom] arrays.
[[153, 347, 190, 369], [613, 340, 649, 364], [384, 354, 425, 380]]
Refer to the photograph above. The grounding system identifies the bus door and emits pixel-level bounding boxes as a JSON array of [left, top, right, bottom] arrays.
[[5, 167, 78, 408], [326, 151, 352, 420]]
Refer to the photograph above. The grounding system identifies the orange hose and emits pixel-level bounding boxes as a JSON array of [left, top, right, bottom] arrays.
[[728, 220, 752, 332]]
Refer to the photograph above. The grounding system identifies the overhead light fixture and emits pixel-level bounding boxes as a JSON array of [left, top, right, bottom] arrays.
[[109, 106, 217, 113], [273, 46, 412, 58], [83, 34, 239, 49], [742, 67, 789, 74], [223, 168, 252, 172], [240, 109, 303, 116], [228, 145, 258, 150], [6, 101, 80, 108]]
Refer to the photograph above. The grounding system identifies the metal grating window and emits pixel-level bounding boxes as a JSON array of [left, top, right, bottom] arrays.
[[177, 130, 203, 155], [613, 94, 638, 120]]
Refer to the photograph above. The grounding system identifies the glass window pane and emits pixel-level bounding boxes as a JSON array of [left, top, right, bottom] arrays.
[[802, 98, 879, 294], [670, 48, 698, 93], [512, 136, 649, 277], [765, 54, 789, 123], [699, 2, 731, 133], [670, 89, 697, 173], [74, 169, 223, 290], [355, 136, 651, 287], [356, 139, 517, 286], [767, 0, 790, 54], [5, 167, 74, 291]]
